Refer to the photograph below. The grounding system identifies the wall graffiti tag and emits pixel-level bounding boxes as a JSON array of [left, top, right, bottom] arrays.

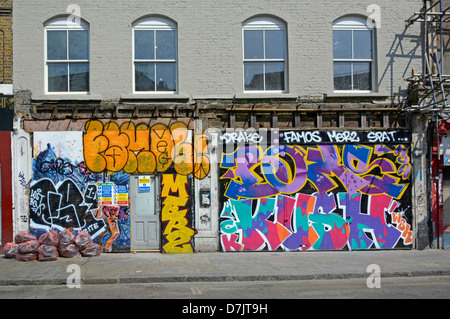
[[160, 174, 195, 253], [30, 132, 131, 252], [29, 178, 105, 237], [96, 205, 130, 252], [219, 129, 413, 252], [83, 120, 210, 179]]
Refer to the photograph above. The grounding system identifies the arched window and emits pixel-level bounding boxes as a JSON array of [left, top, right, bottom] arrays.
[[45, 16, 90, 93], [243, 16, 287, 92], [333, 16, 375, 92], [133, 16, 177, 93]]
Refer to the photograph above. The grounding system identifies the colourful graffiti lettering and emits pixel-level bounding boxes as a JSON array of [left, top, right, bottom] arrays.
[[160, 174, 195, 253], [220, 138, 412, 251], [220, 193, 410, 252], [391, 212, 413, 244], [221, 144, 409, 200], [221, 145, 307, 199], [83, 120, 209, 179]]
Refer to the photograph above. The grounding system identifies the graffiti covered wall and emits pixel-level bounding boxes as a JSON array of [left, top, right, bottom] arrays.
[[30, 132, 130, 252], [29, 120, 209, 253], [219, 129, 413, 252], [83, 120, 210, 180], [161, 174, 195, 253]]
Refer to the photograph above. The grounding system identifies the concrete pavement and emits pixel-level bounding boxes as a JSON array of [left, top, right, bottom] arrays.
[[1, 249, 450, 286]]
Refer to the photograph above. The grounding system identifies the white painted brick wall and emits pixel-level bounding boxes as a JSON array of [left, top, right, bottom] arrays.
[[13, 0, 423, 101]]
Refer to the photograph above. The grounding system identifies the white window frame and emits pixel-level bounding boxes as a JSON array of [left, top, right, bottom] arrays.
[[242, 17, 287, 93], [132, 17, 178, 94], [44, 17, 90, 94], [332, 16, 376, 93]]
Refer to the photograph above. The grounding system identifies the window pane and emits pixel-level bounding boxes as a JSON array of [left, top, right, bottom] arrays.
[[244, 62, 264, 90], [244, 30, 263, 59], [48, 63, 68, 92], [135, 62, 155, 91], [47, 31, 67, 60], [155, 63, 176, 91], [333, 30, 352, 59], [354, 30, 372, 60], [353, 62, 372, 90], [334, 62, 352, 90], [69, 63, 89, 92], [156, 30, 176, 60], [265, 62, 285, 90], [69, 30, 89, 60], [265, 30, 285, 59], [135, 30, 154, 60]]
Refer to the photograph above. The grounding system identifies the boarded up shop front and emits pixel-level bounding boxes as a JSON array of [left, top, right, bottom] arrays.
[[28, 119, 209, 253], [218, 129, 413, 252]]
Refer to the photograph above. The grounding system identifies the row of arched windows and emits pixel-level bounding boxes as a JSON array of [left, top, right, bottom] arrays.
[[44, 15, 375, 94]]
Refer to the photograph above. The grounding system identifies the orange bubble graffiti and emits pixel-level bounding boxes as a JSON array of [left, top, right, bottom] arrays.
[[83, 120, 209, 179]]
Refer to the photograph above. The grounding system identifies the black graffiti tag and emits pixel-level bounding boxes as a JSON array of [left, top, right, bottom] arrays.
[[29, 178, 105, 236]]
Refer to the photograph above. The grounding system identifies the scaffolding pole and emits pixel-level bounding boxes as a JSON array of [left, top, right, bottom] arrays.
[[406, 0, 450, 249], [406, 0, 450, 111]]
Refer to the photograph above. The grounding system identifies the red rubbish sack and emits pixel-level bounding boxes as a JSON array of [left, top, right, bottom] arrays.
[[59, 228, 76, 249], [38, 245, 58, 262], [18, 240, 39, 254], [75, 231, 93, 251], [81, 243, 102, 257], [38, 230, 59, 247], [58, 243, 81, 258], [3, 242, 18, 258], [15, 252, 37, 262], [15, 232, 37, 244]]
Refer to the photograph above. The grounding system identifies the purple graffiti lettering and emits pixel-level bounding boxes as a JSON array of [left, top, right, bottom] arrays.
[[18, 172, 28, 190], [221, 145, 307, 199], [306, 145, 369, 195], [260, 145, 307, 195]]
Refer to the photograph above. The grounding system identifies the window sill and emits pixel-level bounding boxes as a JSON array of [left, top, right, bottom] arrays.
[[325, 92, 389, 99], [234, 93, 298, 100], [32, 94, 102, 102], [120, 93, 191, 102]]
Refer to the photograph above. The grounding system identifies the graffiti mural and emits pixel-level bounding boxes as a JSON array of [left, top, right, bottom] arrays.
[[29, 178, 104, 235], [29, 119, 209, 254], [30, 132, 130, 252], [83, 120, 210, 180], [96, 171, 130, 252], [96, 205, 130, 252], [160, 174, 195, 253], [219, 129, 413, 251]]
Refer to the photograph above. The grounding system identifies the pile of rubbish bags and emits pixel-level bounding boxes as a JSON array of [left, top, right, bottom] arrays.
[[2, 228, 102, 262]]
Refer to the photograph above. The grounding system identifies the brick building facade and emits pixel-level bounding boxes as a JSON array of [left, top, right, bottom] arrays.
[[0, 0, 12, 86], [9, 0, 437, 253]]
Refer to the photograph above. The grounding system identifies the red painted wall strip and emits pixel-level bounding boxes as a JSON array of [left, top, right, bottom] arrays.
[[0, 131, 13, 248]]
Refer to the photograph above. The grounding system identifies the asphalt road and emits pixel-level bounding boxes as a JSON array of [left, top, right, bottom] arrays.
[[1, 275, 450, 299]]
